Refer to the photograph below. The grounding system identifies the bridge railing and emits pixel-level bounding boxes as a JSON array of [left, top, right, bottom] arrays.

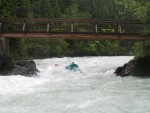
[[0, 18, 148, 35]]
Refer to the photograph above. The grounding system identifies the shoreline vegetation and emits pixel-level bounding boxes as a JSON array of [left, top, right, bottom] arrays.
[[0, 0, 149, 77]]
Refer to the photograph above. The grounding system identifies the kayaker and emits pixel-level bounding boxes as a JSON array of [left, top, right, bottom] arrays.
[[66, 62, 79, 71]]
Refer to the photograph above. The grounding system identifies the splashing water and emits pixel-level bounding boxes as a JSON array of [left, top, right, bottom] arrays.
[[0, 56, 150, 113]]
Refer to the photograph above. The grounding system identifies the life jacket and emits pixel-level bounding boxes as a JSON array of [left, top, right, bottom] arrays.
[[66, 64, 79, 71]]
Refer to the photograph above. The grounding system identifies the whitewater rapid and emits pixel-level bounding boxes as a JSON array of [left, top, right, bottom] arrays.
[[0, 56, 150, 113]]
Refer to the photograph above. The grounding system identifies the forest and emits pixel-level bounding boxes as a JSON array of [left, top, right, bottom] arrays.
[[0, 0, 149, 60]]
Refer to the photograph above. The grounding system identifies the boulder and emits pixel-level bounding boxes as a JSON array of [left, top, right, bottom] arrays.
[[115, 56, 150, 77], [14, 60, 39, 77], [0, 55, 39, 77]]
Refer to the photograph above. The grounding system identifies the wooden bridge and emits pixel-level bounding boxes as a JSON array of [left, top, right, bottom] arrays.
[[0, 18, 149, 40]]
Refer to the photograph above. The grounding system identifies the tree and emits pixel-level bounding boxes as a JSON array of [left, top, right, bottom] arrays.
[[62, 3, 91, 19], [0, 0, 14, 17], [114, 0, 150, 21], [9, 38, 28, 60], [132, 41, 143, 57], [13, 0, 30, 17]]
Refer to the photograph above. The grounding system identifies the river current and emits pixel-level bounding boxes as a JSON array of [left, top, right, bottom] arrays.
[[0, 56, 150, 113]]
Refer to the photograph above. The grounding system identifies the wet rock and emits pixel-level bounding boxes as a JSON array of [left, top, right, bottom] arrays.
[[0, 55, 39, 77], [14, 60, 39, 77], [6, 64, 39, 77], [115, 56, 150, 77]]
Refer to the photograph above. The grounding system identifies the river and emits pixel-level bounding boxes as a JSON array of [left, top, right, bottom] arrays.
[[0, 56, 150, 113]]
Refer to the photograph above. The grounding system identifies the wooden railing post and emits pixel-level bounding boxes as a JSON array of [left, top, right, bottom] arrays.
[[71, 21, 74, 32], [95, 24, 98, 33], [22, 21, 26, 32], [0, 22, 1, 32], [118, 24, 122, 33], [47, 23, 50, 32]]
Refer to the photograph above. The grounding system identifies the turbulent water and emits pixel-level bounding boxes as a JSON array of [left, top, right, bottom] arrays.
[[0, 56, 150, 113]]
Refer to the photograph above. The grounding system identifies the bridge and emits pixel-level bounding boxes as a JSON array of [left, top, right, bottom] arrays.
[[0, 18, 149, 55], [0, 18, 149, 40]]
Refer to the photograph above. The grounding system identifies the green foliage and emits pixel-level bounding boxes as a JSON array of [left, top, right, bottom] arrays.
[[25, 39, 69, 58], [95, 41, 121, 56], [30, 0, 61, 18], [0, 0, 148, 59], [48, 39, 70, 57], [76, 0, 120, 19], [62, 4, 91, 19], [13, 0, 30, 17], [0, 0, 14, 17], [9, 39, 28, 60], [132, 42, 143, 57], [69, 41, 97, 56], [25, 39, 49, 58], [115, 0, 150, 21]]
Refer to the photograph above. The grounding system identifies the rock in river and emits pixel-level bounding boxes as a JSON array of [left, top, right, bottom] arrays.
[[115, 56, 150, 77], [0, 54, 39, 77]]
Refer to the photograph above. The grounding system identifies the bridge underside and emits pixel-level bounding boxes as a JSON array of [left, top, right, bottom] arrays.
[[0, 33, 148, 40]]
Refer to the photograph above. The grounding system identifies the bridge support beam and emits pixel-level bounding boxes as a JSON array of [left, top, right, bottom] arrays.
[[0, 37, 9, 55], [143, 40, 150, 56]]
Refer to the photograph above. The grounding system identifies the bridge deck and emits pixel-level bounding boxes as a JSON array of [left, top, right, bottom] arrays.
[[0, 32, 148, 40], [0, 18, 149, 40]]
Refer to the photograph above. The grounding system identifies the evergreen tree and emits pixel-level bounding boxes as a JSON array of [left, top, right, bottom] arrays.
[[0, 0, 14, 17]]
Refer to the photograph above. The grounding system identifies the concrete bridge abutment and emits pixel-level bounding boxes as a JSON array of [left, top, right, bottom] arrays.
[[0, 37, 9, 55]]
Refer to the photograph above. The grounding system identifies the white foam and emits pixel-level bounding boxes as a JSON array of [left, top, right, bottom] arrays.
[[1, 56, 150, 113]]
